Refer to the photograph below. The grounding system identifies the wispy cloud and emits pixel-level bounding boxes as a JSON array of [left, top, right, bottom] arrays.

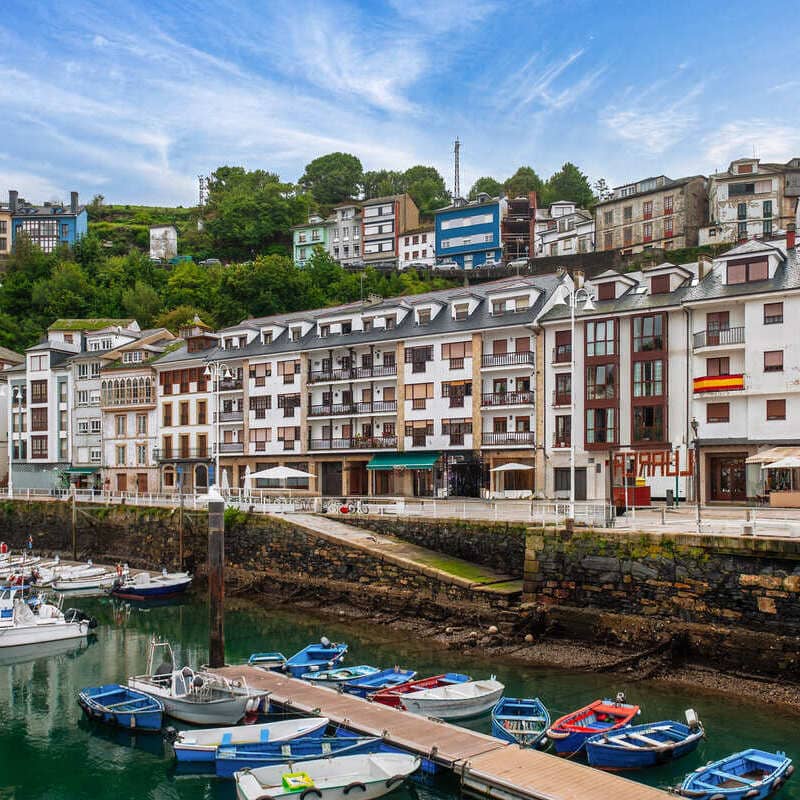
[[704, 121, 800, 166]]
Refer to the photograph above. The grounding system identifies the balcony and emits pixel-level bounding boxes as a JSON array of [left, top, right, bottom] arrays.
[[217, 410, 244, 423], [552, 436, 571, 448], [481, 391, 533, 407], [219, 441, 244, 454], [552, 347, 572, 366], [308, 401, 397, 417], [481, 352, 535, 369], [309, 436, 397, 451], [552, 392, 571, 407], [308, 364, 397, 383], [692, 327, 745, 350], [482, 431, 535, 446], [693, 373, 746, 394], [216, 378, 244, 391], [154, 448, 211, 461]]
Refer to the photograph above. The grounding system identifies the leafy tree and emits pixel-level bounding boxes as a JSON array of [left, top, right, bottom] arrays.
[[504, 166, 544, 199], [362, 170, 404, 199], [165, 261, 218, 310], [544, 162, 595, 209], [31, 262, 94, 319], [402, 165, 450, 215], [154, 305, 213, 333], [299, 152, 363, 206], [468, 176, 503, 200], [593, 178, 613, 203], [122, 281, 163, 327]]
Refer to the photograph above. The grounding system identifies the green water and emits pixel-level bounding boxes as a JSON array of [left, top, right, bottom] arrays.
[[1, 597, 798, 799]]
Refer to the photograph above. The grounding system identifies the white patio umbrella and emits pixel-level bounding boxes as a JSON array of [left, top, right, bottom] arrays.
[[763, 457, 800, 470], [249, 466, 316, 498], [489, 462, 533, 496], [243, 465, 252, 497], [221, 468, 230, 494]]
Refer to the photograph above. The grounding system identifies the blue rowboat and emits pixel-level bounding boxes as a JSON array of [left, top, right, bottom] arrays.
[[283, 639, 348, 678], [301, 665, 380, 684], [676, 749, 793, 799], [215, 735, 383, 778], [78, 683, 163, 731], [344, 667, 417, 698], [491, 696, 550, 749], [248, 652, 287, 670], [586, 712, 704, 770], [172, 716, 329, 762], [546, 697, 640, 756]]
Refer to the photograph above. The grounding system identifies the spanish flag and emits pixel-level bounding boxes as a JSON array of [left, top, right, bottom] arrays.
[[693, 374, 745, 393]]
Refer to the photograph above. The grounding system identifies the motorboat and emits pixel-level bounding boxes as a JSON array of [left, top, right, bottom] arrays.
[[283, 638, 348, 677], [370, 673, 471, 708], [0, 597, 93, 648], [586, 709, 704, 769], [53, 569, 123, 592], [491, 696, 550, 749], [79, 683, 164, 731], [233, 752, 420, 800], [399, 677, 504, 720], [128, 638, 268, 725], [171, 716, 329, 762], [301, 665, 380, 684], [110, 570, 192, 600]]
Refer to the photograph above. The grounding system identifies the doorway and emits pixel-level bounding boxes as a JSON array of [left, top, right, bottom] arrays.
[[321, 461, 343, 496], [707, 454, 747, 502]]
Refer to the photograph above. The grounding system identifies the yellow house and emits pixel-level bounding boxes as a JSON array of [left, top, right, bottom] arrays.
[[0, 204, 10, 257]]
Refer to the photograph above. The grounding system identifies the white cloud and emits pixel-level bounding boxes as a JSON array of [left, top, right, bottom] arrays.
[[704, 121, 800, 166]]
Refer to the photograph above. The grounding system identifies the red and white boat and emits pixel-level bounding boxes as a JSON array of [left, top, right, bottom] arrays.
[[370, 673, 471, 708], [546, 696, 640, 755]]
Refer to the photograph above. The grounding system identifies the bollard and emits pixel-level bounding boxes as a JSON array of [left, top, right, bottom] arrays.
[[743, 523, 754, 536], [208, 496, 226, 668], [661, 506, 666, 525]]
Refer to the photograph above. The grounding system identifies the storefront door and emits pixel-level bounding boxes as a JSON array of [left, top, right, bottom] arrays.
[[707, 454, 747, 502]]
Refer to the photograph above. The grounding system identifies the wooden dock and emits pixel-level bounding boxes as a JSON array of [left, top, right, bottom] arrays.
[[214, 666, 670, 800]]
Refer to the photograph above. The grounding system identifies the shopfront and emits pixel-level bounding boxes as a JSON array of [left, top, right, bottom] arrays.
[[366, 452, 441, 497]]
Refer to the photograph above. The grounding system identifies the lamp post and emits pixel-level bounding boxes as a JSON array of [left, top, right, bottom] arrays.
[[8, 386, 22, 498], [553, 284, 596, 521], [203, 362, 233, 492], [690, 416, 701, 532]]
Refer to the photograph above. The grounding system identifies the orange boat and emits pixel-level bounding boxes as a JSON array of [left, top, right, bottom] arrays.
[[546, 697, 640, 755]]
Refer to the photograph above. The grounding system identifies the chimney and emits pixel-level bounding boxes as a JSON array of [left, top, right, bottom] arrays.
[[9, 190, 17, 213], [787, 223, 796, 250], [697, 253, 713, 280], [573, 269, 585, 289], [70, 191, 79, 214]]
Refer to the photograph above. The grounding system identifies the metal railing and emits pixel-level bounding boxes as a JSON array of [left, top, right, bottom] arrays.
[[481, 431, 535, 445], [218, 410, 244, 422], [481, 352, 534, 367], [309, 401, 397, 417], [481, 391, 533, 406], [218, 442, 244, 454], [552, 392, 571, 407], [693, 326, 745, 349], [309, 436, 398, 450], [153, 448, 211, 461], [308, 365, 398, 383]]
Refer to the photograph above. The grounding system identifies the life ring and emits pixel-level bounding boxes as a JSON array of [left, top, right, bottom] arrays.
[[343, 782, 366, 795], [300, 789, 322, 800], [385, 776, 406, 789]]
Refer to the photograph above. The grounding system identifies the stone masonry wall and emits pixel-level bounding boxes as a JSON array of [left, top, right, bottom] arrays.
[[524, 527, 800, 634]]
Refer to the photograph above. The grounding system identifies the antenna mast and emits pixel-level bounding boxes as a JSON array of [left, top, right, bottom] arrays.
[[198, 175, 207, 207], [453, 137, 461, 201]]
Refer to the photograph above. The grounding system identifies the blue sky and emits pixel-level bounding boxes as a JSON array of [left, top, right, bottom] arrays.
[[1, 0, 797, 206]]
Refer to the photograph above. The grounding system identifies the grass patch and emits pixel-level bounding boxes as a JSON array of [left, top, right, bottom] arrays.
[[418, 554, 507, 583]]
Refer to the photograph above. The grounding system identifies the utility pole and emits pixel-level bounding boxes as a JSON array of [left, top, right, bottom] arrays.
[[71, 488, 77, 561], [453, 137, 461, 201], [208, 488, 225, 668]]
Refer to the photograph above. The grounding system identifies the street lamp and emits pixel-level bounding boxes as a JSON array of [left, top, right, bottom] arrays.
[[690, 416, 701, 532], [203, 362, 233, 492], [8, 386, 23, 498], [553, 283, 596, 521]]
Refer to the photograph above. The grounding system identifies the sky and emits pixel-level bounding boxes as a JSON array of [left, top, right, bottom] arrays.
[[1, 0, 798, 207]]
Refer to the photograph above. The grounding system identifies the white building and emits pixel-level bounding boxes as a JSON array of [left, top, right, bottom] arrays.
[[330, 202, 363, 267], [150, 225, 178, 261], [534, 201, 594, 258], [399, 226, 435, 269]]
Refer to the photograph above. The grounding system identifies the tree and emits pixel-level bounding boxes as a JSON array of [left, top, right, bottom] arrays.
[[544, 162, 595, 209], [31, 262, 94, 319], [122, 281, 162, 327], [299, 152, 363, 206], [593, 178, 614, 203], [504, 167, 544, 199], [362, 170, 404, 199], [468, 176, 503, 200], [154, 305, 212, 333], [402, 165, 450, 215]]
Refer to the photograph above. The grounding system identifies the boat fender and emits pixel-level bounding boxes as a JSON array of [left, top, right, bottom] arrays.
[[163, 726, 178, 743], [181, 667, 193, 678], [771, 780, 782, 793], [343, 782, 367, 795], [744, 790, 760, 798], [709, 794, 726, 800], [300, 789, 322, 800], [385, 776, 406, 789], [787, 765, 795, 777], [192, 675, 204, 688], [546, 729, 569, 740]]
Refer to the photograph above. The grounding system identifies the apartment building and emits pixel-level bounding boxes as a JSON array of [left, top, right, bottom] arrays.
[[501, 193, 536, 262], [99, 328, 177, 493], [539, 235, 800, 506], [151, 276, 564, 499], [361, 194, 419, 268], [534, 201, 594, 258], [594, 175, 707, 254], [435, 195, 507, 269], [0, 202, 10, 258], [292, 214, 333, 266], [8, 190, 88, 253], [398, 226, 435, 269], [700, 158, 800, 245], [330, 202, 362, 267]]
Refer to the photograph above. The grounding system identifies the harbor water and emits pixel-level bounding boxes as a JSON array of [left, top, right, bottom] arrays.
[[0, 596, 798, 799]]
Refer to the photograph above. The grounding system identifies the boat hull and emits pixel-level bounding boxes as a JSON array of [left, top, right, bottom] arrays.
[[491, 697, 550, 749], [111, 577, 191, 601], [547, 700, 640, 755], [402, 681, 504, 721], [79, 684, 163, 732], [586, 721, 703, 770], [344, 669, 416, 699], [0, 619, 89, 648]]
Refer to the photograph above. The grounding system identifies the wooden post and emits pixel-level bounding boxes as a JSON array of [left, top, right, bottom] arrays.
[[71, 490, 77, 561], [178, 490, 184, 570], [208, 497, 225, 668]]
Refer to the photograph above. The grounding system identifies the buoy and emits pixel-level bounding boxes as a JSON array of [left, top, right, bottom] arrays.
[[487, 625, 498, 635], [524, 633, 534, 643]]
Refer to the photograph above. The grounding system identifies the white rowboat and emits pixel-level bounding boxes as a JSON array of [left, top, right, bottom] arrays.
[[400, 677, 504, 720], [0, 599, 90, 648]]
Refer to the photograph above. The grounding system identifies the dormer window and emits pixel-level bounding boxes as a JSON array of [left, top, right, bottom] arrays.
[[262, 331, 273, 345], [492, 300, 505, 315], [341, 321, 352, 335], [737, 163, 754, 174], [319, 325, 330, 338], [385, 315, 396, 330], [727, 257, 768, 284], [290, 326, 301, 342], [417, 309, 431, 325], [453, 303, 469, 321], [363, 318, 373, 332], [597, 282, 615, 301], [513, 295, 530, 312], [650, 275, 670, 294], [123, 351, 143, 364]]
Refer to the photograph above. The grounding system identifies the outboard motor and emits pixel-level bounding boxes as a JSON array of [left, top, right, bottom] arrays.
[[320, 635, 331, 648], [64, 608, 98, 628], [614, 691, 626, 705], [163, 726, 179, 743]]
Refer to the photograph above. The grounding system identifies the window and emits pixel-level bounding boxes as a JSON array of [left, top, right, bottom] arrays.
[[763, 220, 773, 236], [623, 227, 632, 246], [77, 420, 89, 434], [31, 407, 47, 431], [136, 414, 147, 434], [123, 351, 143, 363], [31, 436, 48, 459], [727, 258, 768, 284], [767, 399, 786, 421], [730, 182, 755, 196], [554, 330, 572, 363], [453, 303, 469, 321], [604, 231, 613, 250], [738, 221, 747, 240], [633, 313, 664, 351], [633, 406, 665, 442], [651, 275, 670, 294], [162, 403, 172, 427], [586, 364, 616, 399], [737, 202, 747, 220], [554, 467, 572, 491], [116, 445, 126, 466], [623, 206, 632, 221], [417, 309, 431, 325], [603, 210, 613, 225], [663, 216, 673, 238], [78, 363, 89, 379], [764, 351, 784, 372], [643, 200, 653, 219], [136, 444, 147, 465], [30, 354, 48, 371], [115, 415, 126, 435], [90, 447, 101, 464], [30, 380, 47, 404], [586, 408, 615, 444], [77, 390, 89, 406], [643, 222, 653, 241], [90, 419, 101, 433], [179, 401, 189, 426], [663, 195, 673, 214], [764, 302, 783, 324], [706, 357, 730, 376], [597, 282, 615, 301], [586, 319, 616, 356], [707, 402, 729, 423], [633, 360, 663, 396], [763, 200, 772, 218]]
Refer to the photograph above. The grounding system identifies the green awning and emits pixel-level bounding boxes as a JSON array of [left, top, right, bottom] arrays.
[[367, 452, 440, 471], [64, 467, 99, 474]]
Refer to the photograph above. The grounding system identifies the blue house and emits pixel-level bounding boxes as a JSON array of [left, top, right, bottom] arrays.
[[434, 194, 506, 269], [9, 190, 88, 253]]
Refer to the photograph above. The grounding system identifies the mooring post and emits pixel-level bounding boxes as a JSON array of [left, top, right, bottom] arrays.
[[71, 489, 77, 561], [208, 493, 225, 668]]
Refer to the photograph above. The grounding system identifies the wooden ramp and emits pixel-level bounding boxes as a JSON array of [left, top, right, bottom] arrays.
[[214, 666, 670, 800]]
